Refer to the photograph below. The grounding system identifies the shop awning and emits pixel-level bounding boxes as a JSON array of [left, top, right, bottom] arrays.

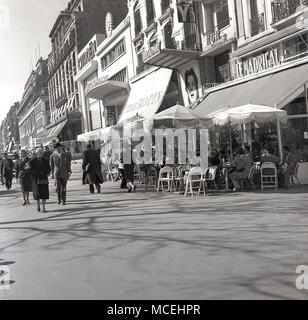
[[118, 68, 173, 122], [193, 62, 308, 117], [144, 48, 201, 69], [45, 120, 68, 142], [86, 80, 129, 100], [77, 127, 114, 144]]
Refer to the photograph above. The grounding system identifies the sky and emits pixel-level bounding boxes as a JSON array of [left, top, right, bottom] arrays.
[[0, 0, 68, 122]]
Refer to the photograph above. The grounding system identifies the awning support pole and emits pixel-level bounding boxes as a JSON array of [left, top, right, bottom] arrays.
[[277, 119, 283, 161]]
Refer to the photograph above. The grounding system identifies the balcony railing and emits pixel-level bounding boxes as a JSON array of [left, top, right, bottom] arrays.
[[205, 27, 228, 47], [272, 0, 308, 23], [250, 13, 265, 36], [169, 34, 201, 51]]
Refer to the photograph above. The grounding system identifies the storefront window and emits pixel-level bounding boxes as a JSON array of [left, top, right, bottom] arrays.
[[89, 100, 102, 131], [105, 107, 117, 127]]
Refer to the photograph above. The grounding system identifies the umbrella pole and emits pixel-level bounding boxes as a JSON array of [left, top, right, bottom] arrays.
[[241, 123, 245, 147], [229, 121, 233, 160], [276, 119, 283, 161]]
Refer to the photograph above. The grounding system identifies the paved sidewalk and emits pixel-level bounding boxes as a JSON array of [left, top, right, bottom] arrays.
[[0, 167, 308, 300]]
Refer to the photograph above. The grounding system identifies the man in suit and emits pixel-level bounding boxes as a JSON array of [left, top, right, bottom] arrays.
[[1, 153, 14, 190], [82, 144, 103, 194], [50, 143, 72, 205]]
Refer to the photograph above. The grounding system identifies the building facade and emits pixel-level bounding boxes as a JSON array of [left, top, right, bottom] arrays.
[[135, 0, 308, 157], [17, 58, 49, 149], [116, 0, 185, 123], [45, 0, 127, 153], [193, 0, 308, 156], [0, 102, 20, 153]]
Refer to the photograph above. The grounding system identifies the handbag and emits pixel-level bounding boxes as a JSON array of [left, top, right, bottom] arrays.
[[37, 178, 48, 185]]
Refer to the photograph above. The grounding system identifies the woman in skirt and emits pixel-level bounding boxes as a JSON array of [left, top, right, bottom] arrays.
[[16, 149, 32, 206], [30, 148, 51, 213]]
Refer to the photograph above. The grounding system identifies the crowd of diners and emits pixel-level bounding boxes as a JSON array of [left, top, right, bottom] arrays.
[[104, 140, 298, 193]]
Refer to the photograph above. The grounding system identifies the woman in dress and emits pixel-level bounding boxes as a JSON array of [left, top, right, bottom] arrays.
[[29, 148, 51, 213], [123, 147, 136, 193], [16, 149, 32, 206]]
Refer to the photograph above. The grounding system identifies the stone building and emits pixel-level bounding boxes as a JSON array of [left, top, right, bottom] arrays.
[[17, 58, 49, 149], [45, 0, 127, 150]]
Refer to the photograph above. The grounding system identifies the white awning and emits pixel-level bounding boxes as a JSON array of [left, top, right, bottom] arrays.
[[77, 127, 114, 143], [86, 80, 129, 100], [118, 68, 173, 122]]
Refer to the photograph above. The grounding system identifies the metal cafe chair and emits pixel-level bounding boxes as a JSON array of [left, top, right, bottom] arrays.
[[204, 166, 218, 192], [157, 166, 175, 192], [145, 165, 158, 192], [185, 167, 207, 198], [173, 165, 185, 192], [261, 162, 278, 191]]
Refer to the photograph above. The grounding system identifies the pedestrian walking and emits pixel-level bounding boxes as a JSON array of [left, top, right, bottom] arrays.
[[66, 148, 73, 164], [29, 148, 51, 213], [119, 152, 127, 189], [123, 148, 136, 193], [82, 144, 103, 194], [1, 153, 14, 190], [16, 149, 32, 206], [0, 154, 4, 185], [43, 146, 53, 163], [50, 143, 72, 205]]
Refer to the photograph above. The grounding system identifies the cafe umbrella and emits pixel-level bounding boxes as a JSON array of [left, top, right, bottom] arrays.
[[209, 104, 288, 160], [147, 103, 212, 130]]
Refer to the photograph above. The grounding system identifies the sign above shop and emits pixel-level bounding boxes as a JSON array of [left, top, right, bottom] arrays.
[[176, 0, 196, 23], [78, 40, 97, 71], [85, 76, 109, 94], [234, 48, 282, 79]]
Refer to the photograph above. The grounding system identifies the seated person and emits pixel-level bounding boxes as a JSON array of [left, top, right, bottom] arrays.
[[208, 149, 221, 167], [260, 148, 280, 167], [229, 148, 251, 191], [282, 146, 297, 188], [244, 144, 253, 166]]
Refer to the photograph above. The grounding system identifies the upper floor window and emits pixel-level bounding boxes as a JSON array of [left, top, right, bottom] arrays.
[[215, 0, 229, 29], [146, 0, 155, 25], [161, 0, 171, 13], [101, 38, 126, 70], [134, 2, 142, 36]]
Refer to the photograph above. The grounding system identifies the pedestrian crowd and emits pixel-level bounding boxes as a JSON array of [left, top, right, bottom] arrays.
[[0, 139, 299, 213]]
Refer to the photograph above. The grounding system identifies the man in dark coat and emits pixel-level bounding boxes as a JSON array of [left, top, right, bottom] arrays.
[[2, 153, 14, 190], [82, 144, 103, 194], [0, 155, 4, 185], [51, 143, 72, 205], [43, 146, 53, 163]]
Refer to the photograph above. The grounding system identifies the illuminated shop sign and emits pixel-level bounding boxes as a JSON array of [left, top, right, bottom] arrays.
[[234, 48, 282, 78]]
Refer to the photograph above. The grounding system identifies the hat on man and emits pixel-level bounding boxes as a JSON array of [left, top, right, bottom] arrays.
[[54, 142, 63, 148]]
